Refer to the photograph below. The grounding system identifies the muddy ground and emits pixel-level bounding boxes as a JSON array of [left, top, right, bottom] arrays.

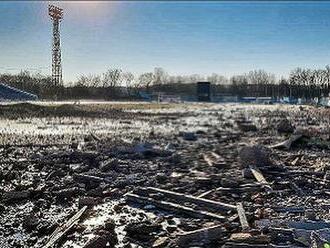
[[1, 102, 330, 248]]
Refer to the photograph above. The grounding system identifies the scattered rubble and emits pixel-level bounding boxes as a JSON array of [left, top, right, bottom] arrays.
[[1, 102, 330, 247]]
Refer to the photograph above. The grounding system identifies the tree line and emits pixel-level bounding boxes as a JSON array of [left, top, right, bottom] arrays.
[[1, 66, 330, 100]]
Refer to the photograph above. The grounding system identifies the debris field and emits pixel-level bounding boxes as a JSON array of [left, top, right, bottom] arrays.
[[1, 102, 330, 248]]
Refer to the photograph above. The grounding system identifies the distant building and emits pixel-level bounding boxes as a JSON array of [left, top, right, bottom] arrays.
[[197, 82, 211, 101], [0, 83, 38, 101]]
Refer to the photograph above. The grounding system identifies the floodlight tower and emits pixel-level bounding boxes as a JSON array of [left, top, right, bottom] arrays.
[[48, 5, 63, 86]]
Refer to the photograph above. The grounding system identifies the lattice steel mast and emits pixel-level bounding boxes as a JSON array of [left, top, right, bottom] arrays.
[[48, 5, 63, 86]]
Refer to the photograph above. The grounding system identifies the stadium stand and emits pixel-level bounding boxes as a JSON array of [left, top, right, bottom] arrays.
[[0, 83, 38, 101]]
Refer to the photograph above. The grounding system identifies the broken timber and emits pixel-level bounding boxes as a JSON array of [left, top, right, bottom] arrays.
[[44, 206, 88, 248], [237, 202, 250, 231], [73, 173, 111, 184], [143, 187, 236, 211], [203, 152, 226, 167], [290, 181, 305, 196], [197, 184, 262, 198], [197, 187, 221, 198], [203, 153, 215, 166], [126, 193, 227, 221], [270, 134, 303, 150], [176, 224, 224, 247], [272, 206, 305, 213], [249, 165, 272, 191], [225, 232, 270, 248], [90, 132, 101, 142]]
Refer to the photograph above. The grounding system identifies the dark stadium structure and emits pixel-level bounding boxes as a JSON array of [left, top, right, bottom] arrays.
[[0, 83, 38, 101], [197, 81, 211, 101]]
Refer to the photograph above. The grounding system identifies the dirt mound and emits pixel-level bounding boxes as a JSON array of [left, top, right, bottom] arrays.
[[239, 145, 271, 168], [0, 103, 125, 119]]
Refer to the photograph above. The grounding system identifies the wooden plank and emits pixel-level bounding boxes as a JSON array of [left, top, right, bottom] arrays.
[[197, 188, 217, 198], [236, 202, 249, 231], [229, 232, 270, 243], [290, 182, 305, 196], [176, 224, 224, 247], [197, 186, 238, 198], [249, 165, 268, 184], [197, 184, 263, 198], [272, 206, 305, 213], [90, 132, 101, 142], [270, 134, 303, 150], [44, 206, 88, 248], [197, 185, 261, 198], [222, 243, 269, 248], [203, 153, 214, 166], [126, 193, 227, 221], [73, 173, 111, 184], [144, 187, 236, 211], [248, 165, 272, 192], [203, 152, 226, 167]]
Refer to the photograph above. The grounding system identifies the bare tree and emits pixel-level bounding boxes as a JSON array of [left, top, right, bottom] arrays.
[[324, 65, 330, 95], [139, 72, 154, 92], [230, 75, 248, 97], [289, 68, 301, 98], [207, 73, 228, 85], [90, 75, 101, 88], [102, 69, 123, 98], [247, 70, 275, 96], [102, 69, 123, 88], [75, 75, 89, 87], [188, 74, 204, 84], [122, 72, 135, 97], [153, 67, 168, 85]]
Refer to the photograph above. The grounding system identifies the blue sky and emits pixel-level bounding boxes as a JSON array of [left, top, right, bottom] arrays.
[[1, 1, 330, 83]]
